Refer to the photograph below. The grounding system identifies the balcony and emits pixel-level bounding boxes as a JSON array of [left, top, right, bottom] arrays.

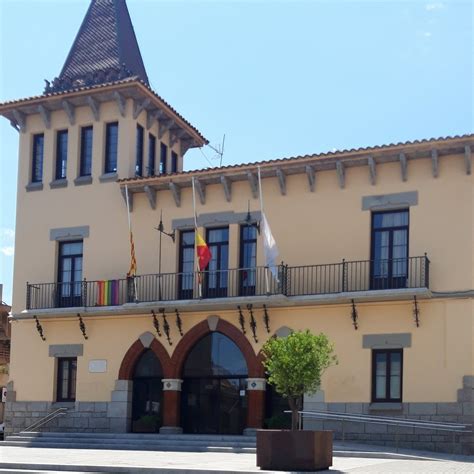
[[26, 256, 430, 311]]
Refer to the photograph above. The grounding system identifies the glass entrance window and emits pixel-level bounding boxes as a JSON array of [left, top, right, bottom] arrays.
[[239, 224, 257, 296], [132, 349, 163, 433], [181, 333, 248, 434], [205, 227, 229, 298], [57, 241, 83, 307], [56, 357, 77, 402], [371, 210, 409, 289]]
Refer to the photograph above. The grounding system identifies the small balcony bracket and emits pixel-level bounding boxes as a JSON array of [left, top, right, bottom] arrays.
[[238, 306, 246, 334], [263, 304, 271, 334], [34, 316, 46, 341], [159, 308, 172, 346], [350, 299, 358, 330], [413, 296, 420, 328], [152, 310, 162, 337], [175, 309, 183, 337], [77, 313, 88, 340], [247, 304, 258, 343]]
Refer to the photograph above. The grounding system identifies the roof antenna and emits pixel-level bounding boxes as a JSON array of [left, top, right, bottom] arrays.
[[207, 134, 226, 167]]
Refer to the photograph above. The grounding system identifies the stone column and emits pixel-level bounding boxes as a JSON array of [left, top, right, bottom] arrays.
[[245, 378, 266, 435], [108, 380, 133, 433], [160, 378, 183, 434]]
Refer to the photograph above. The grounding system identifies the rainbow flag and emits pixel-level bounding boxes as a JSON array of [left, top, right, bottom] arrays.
[[97, 280, 120, 306]]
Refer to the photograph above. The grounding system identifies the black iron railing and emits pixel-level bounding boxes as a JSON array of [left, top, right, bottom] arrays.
[[26, 256, 429, 310]]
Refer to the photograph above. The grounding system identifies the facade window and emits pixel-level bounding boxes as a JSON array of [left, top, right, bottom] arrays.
[[206, 227, 229, 298], [372, 349, 403, 403], [178, 230, 195, 299], [171, 151, 178, 173], [55, 130, 68, 180], [239, 224, 257, 296], [80, 126, 93, 176], [56, 357, 77, 402], [371, 210, 409, 290], [160, 142, 167, 174], [135, 124, 144, 176], [32, 133, 44, 183], [104, 122, 119, 173], [148, 134, 156, 176], [57, 240, 83, 308]]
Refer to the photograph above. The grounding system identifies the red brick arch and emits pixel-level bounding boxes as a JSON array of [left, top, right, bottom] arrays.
[[118, 337, 173, 380], [170, 318, 264, 378]]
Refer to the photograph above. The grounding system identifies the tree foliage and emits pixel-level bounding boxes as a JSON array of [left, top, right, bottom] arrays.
[[262, 330, 337, 430]]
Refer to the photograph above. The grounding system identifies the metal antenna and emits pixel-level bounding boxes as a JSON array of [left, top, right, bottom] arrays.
[[207, 134, 226, 167]]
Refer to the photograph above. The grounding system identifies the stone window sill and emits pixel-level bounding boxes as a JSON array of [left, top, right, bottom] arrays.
[[99, 172, 118, 183], [25, 182, 43, 192], [74, 176, 93, 186], [49, 179, 68, 189], [51, 401, 76, 408], [369, 402, 403, 412]]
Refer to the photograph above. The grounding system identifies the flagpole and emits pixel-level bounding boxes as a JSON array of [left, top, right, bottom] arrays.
[[191, 177, 202, 298], [257, 167, 270, 294], [125, 185, 138, 301]]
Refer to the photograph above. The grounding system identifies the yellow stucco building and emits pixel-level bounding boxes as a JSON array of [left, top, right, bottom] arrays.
[[0, 0, 472, 454]]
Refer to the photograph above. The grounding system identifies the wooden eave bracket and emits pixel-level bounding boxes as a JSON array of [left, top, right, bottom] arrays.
[[464, 146, 472, 175], [144, 185, 157, 210], [62, 100, 76, 126], [368, 156, 376, 185], [113, 91, 127, 118], [12, 109, 26, 133], [133, 98, 151, 120], [431, 149, 439, 178], [220, 175, 232, 202], [276, 168, 286, 195], [194, 178, 206, 205], [181, 139, 195, 155], [169, 182, 181, 207], [336, 161, 345, 188], [399, 153, 408, 182], [120, 187, 133, 212], [159, 119, 175, 140], [146, 109, 164, 130], [37, 105, 51, 129], [247, 171, 258, 198], [86, 96, 101, 122], [169, 129, 184, 148], [306, 165, 315, 192]]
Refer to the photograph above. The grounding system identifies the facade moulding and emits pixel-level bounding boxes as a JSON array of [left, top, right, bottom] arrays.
[[11, 288, 434, 321]]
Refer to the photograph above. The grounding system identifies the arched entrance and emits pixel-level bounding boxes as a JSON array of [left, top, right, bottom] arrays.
[[131, 349, 163, 433], [181, 332, 248, 434]]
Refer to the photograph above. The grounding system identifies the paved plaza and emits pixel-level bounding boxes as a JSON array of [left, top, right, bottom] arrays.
[[0, 446, 472, 473]]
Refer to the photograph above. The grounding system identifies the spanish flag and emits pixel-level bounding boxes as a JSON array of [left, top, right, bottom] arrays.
[[127, 231, 137, 277], [195, 232, 211, 271]]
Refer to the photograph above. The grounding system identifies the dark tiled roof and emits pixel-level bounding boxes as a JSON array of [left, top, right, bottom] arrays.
[[118, 133, 474, 182], [45, 0, 149, 94]]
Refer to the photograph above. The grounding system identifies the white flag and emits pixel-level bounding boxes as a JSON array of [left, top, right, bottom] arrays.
[[261, 212, 279, 280]]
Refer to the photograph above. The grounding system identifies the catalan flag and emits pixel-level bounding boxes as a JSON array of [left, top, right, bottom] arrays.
[[195, 232, 212, 271], [127, 231, 137, 277]]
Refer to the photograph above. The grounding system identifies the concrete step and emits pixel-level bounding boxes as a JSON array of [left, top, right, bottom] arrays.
[[1, 440, 256, 453], [14, 432, 256, 442], [4, 437, 256, 448]]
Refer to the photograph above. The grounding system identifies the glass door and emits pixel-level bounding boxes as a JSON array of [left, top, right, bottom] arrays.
[[57, 241, 83, 307], [239, 225, 257, 296], [371, 210, 409, 289], [205, 227, 229, 298]]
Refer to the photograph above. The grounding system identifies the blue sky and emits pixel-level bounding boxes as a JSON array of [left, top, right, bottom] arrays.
[[0, 0, 472, 305]]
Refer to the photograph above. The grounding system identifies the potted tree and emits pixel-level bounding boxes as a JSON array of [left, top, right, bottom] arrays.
[[257, 330, 337, 471]]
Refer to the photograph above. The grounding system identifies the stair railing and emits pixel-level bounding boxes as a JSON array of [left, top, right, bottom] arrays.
[[21, 407, 69, 433]]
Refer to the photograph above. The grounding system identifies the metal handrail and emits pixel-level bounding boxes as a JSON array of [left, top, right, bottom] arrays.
[[21, 407, 69, 433], [287, 409, 472, 453]]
